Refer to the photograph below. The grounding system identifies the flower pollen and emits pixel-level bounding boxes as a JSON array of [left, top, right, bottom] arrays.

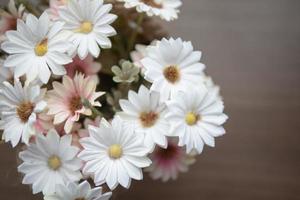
[[79, 21, 93, 34], [140, 111, 159, 128], [17, 101, 34, 123], [108, 144, 123, 159], [163, 65, 180, 83], [48, 155, 62, 170], [185, 112, 199, 126], [34, 39, 48, 56], [69, 96, 83, 114]]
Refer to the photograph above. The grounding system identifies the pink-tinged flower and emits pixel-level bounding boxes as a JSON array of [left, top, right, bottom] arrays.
[[0, 58, 14, 83], [130, 41, 157, 72], [78, 116, 101, 136], [47, 73, 105, 134], [33, 111, 54, 135], [145, 139, 196, 182], [70, 117, 102, 149], [0, 0, 26, 41], [65, 55, 101, 83], [130, 44, 147, 69], [47, 0, 68, 20]]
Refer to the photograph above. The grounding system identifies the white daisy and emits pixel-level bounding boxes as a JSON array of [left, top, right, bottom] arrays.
[[204, 75, 222, 100], [0, 58, 14, 83], [141, 38, 205, 101], [118, 0, 182, 21], [58, 0, 117, 59], [0, 80, 47, 147], [18, 129, 82, 195], [1, 12, 72, 84], [165, 86, 228, 154], [78, 116, 151, 190], [44, 181, 112, 200], [118, 85, 170, 152]]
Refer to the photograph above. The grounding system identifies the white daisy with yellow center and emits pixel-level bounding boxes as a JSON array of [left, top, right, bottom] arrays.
[[18, 130, 82, 195], [0, 80, 47, 147], [58, 0, 117, 59], [165, 86, 228, 154], [118, 0, 182, 21], [1, 12, 73, 84], [118, 85, 170, 152], [141, 38, 206, 101], [78, 117, 152, 190], [44, 181, 112, 200]]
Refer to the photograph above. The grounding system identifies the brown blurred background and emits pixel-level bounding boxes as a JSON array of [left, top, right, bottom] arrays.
[[1, 0, 300, 199]]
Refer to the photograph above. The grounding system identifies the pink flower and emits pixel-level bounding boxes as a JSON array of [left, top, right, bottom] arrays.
[[47, 73, 104, 133], [78, 116, 101, 136], [130, 44, 147, 69], [146, 139, 196, 182], [0, 0, 26, 40], [47, 0, 68, 20], [33, 112, 54, 135], [130, 41, 157, 72], [65, 55, 101, 83]]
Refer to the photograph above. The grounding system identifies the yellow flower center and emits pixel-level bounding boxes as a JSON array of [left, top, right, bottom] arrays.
[[79, 21, 93, 34], [108, 144, 123, 159], [163, 65, 180, 83], [48, 155, 62, 170], [139, 111, 159, 128], [69, 96, 83, 115], [17, 101, 34, 123], [34, 39, 48, 56], [185, 112, 198, 126]]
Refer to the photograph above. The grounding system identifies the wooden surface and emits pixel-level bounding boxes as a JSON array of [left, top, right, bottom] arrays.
[[1, 0, 300, 199]]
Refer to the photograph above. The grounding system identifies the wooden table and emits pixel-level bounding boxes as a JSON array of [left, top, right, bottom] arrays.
[[0, 0, 300, 199]]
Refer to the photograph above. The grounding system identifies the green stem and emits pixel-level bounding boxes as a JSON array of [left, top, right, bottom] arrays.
[[113, 35, 127, 59], [127, 13, 144, 53]]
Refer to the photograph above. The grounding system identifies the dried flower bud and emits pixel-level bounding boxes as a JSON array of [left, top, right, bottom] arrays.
[[112, 60, 140, 83]]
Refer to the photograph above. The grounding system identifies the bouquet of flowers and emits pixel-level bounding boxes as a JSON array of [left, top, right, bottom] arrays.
[[0, 0, 228, 199]]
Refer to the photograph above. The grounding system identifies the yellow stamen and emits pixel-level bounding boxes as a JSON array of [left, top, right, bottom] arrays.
[[48, 155, 62, 170], [140, 111, 159, 128], [79, 21, 93, 34], [34, 39, 48, 56], [185, 112, 198, 126], [108, 144, 123, 159], [17, 101, 34, 123], [163, 65, 180, 83]]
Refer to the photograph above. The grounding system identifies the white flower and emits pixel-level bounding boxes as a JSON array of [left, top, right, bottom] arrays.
[[1, 12, 72, 84], [78, 117, 151, 190], [58, 0, 117, 59], [118, 0, 182, 21], [0, 58, 13, 83], [141, 38, 205, 101], [44, 181, 112, 200], [118, 85, 169, 152], [165, 86, 228, 154], [0, 81, 47, 147], [130, 44, 147, 69], [18, 130, 82, 195], [0, 0, 26, 41], [204, 75, 222, 100]]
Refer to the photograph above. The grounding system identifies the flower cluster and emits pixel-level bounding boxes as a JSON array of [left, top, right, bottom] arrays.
[[0, 0, 228, 199]]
